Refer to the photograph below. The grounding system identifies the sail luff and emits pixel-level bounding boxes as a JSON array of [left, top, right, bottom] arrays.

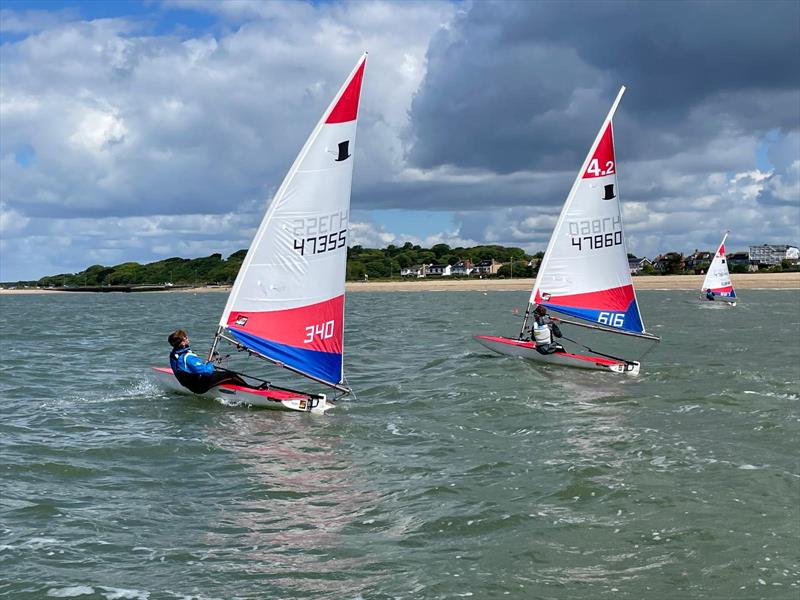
[[213, 53, 366, 389], [527, 86, 649, 334], [529, 86, 626, 306], [219, 53, 367, 331]]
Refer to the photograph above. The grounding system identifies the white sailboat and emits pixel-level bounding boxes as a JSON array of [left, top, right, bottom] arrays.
[[153, 54, 367, 413], [700, 232, 737, 306], [474, 86, 660, 374]]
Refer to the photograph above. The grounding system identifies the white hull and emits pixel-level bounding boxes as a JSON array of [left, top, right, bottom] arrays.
[[150, 367, 335, 414], [700, 297, 737, 307], [473, 335, 640, 375]]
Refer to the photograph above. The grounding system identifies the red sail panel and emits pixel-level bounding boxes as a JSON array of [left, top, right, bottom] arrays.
[[227, 295, 344, 355], [326, 60, 366, 124], [582, 123, 615, 179]]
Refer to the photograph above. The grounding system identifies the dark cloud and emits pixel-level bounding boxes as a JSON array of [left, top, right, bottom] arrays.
[[354, 169, 573, 212], [408, 0, 800, 173]]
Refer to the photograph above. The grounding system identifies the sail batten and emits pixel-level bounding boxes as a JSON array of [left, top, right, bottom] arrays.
[[216, 54, 367, 389], [529, 86, 650, 336]]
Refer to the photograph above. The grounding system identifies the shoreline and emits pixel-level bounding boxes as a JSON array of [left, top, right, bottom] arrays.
[[343, 272, 800, 291], [1, 273, 799, 294]]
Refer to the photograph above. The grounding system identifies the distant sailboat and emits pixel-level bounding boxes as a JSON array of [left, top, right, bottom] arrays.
[[474, 86, 660, 374], [701, 232, 737, 306], [153, 54, 367, 413]]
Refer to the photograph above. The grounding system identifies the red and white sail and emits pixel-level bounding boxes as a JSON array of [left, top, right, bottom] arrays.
[[529, 86, 648, 334], [702, 232, 736, 300], [218, 54, 366, 389]]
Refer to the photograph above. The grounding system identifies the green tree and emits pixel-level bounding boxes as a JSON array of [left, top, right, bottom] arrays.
[[431, 243, 451, 259]]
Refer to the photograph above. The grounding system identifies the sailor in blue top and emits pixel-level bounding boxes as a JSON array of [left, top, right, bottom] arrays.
[[705, 288, 715, 301], [168, 329, 249, 394]]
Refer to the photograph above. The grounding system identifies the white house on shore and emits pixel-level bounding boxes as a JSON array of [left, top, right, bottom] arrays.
[[451, 260, 474, 276], [401, 264, 430, 278], [749, 244, 799, 266], [427, 263, 452, 276], [628, 256, 652, 275], [473, 259, 503, 276]]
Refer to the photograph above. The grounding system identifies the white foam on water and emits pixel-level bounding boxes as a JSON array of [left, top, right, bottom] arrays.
[[98, 586, 150, 599], [24, 537, 60, 549], [47, 587, 94, 598], [386, 422, 402, 436]]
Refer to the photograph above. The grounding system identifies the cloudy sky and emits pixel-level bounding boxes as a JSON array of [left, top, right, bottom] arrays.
[[1, 0, 798, 281]]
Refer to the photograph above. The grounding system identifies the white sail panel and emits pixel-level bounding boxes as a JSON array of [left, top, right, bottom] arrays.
[[218, 55, 366, 387], [529, 87, 646, 334]]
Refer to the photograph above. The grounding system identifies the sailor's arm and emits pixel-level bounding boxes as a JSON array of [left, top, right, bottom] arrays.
[[184, 353, 216, 375]]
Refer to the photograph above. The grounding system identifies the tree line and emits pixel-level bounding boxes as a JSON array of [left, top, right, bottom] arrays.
[[21, 244, 540, 288], [13, 243, 794, 288]]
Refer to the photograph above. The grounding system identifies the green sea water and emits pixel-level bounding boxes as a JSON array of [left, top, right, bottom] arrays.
[[1, 289, 798, 599]]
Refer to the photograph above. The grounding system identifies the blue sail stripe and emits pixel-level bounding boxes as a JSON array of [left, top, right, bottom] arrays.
[[228, 329, 342, 386], [544, 298, 644, 333]]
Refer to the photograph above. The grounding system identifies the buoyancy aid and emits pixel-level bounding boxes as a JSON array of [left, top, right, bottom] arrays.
[[532, 317, 552, 345], [170, 347, 215, 393]]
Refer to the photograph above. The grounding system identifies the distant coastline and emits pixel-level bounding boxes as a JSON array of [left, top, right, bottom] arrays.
[[2, 272, 798, 294]]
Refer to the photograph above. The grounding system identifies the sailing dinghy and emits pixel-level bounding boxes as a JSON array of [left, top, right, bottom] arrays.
[[474, 86, 660, 374], [152, 54, 367, 413], [700, 232, 736, 306]]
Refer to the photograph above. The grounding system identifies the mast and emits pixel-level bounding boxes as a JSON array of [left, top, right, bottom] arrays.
[[208, 53, 367, 391], [529, 86, 627, 309], [520, 86, 657, 338]]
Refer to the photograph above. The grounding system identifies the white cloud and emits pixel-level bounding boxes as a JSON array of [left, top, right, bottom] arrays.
[[0, 1, 456, 279], [0, 1, 797, 281]]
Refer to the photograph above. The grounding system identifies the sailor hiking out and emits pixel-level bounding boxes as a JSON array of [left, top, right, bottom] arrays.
[[529, 305, 566, 354], [168, 329, 251, 394]]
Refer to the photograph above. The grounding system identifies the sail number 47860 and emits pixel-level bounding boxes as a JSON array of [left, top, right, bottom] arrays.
[[572, 231, 622, 251], [304, 320, 335, 344]]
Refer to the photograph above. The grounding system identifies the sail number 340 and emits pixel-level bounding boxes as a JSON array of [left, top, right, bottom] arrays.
[[304, 320, 335, 344]]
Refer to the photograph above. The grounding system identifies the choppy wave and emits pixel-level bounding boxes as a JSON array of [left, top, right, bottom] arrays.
[[1, 290, 798, 598]]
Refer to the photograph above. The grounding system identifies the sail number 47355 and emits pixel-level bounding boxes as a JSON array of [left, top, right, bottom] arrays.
[[304, 320, 335, 343], [294, 230, 347, 256], [598, 312, 625, 328]]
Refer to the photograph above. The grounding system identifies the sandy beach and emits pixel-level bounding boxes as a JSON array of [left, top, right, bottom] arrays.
[[344, 273, 800, 292], [2, 272, 799, 295]]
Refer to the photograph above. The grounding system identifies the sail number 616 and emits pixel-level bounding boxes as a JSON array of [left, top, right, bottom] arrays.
[[598, 312, 625, 328], [304, 320, 334, 344]]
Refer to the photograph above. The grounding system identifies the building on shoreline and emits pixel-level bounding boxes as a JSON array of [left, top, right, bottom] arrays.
[[749, 244, 800, 267]]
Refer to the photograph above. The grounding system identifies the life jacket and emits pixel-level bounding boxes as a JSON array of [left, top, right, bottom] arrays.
[[169, 347, 210, 394], [532, 317, 552, 345]]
